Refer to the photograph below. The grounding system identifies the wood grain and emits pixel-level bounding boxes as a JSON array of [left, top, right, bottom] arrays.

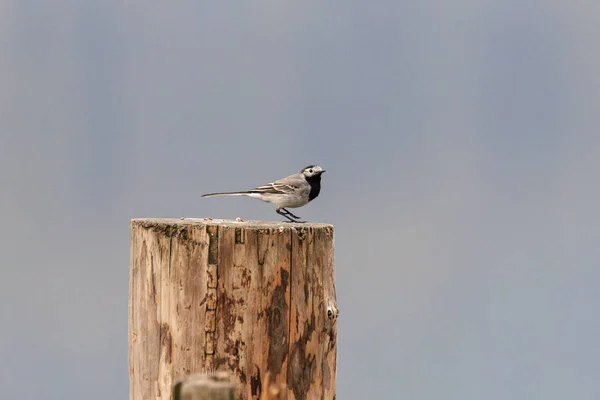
[[129, 219, 337, 400]]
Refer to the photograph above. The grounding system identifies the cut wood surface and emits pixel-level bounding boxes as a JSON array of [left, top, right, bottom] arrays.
[[129, 218, 338, 400]]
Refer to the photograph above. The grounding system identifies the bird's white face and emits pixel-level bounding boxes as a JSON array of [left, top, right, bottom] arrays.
[[301, 165, 325, 178]]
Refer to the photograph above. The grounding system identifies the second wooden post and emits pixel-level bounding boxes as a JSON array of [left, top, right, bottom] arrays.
[[129, 218, 338, 400]]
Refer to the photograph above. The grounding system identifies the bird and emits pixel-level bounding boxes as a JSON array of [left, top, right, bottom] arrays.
[[202, 165, 326, 222]]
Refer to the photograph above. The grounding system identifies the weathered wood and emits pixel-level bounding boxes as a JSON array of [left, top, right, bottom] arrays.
[[173, 372, 235, 400], [129, 218, 338, 400], [259, 372, 287, 400]]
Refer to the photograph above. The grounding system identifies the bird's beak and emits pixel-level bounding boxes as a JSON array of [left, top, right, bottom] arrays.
[[320, 170, 326, 174]]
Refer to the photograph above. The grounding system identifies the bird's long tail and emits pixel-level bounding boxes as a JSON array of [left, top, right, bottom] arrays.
[[201, 191, 252, 198]]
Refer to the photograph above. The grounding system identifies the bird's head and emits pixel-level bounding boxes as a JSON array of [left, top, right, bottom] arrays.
[[301, 165, 326, 178]]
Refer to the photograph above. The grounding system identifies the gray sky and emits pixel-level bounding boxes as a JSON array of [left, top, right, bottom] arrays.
[[1, 1, 599, 399]]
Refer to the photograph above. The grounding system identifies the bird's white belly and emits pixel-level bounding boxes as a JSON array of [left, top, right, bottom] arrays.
[[259, 193, 310, 208]]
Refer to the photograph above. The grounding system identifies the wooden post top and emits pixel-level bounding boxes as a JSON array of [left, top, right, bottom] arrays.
[[131, 218, 334, 230]]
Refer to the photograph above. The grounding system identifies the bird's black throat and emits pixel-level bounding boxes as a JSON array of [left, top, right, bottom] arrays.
[[306, 174, 322, 201]]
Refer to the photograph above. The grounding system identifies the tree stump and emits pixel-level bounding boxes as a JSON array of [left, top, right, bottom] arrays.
[[129, 218, 338, 400]]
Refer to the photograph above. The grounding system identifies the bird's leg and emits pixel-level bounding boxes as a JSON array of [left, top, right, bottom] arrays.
[[283, 209, 305, 223], [280, 208, 301, 219], [277, 208, 295, 218], [276, 208, 305, 223], [276, 209, 297, 222]]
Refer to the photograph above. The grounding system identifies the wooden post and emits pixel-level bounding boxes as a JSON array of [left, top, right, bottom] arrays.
[[129, 218, 338, 400]]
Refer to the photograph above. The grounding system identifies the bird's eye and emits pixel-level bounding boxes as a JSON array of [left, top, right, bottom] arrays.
[[309, 169, 313, 173]]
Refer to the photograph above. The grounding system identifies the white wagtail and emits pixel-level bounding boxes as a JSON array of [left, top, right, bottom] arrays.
[[202, 165, 326, 222]]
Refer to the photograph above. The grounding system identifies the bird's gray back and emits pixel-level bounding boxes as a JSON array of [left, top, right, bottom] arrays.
[[274, 172, 307, 188]]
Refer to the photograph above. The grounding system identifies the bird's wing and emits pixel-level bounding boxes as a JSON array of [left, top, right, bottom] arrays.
[[250, 173, 304, 194]]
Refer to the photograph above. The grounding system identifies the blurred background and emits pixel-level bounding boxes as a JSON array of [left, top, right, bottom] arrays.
[[1, 1, 599, 399]]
